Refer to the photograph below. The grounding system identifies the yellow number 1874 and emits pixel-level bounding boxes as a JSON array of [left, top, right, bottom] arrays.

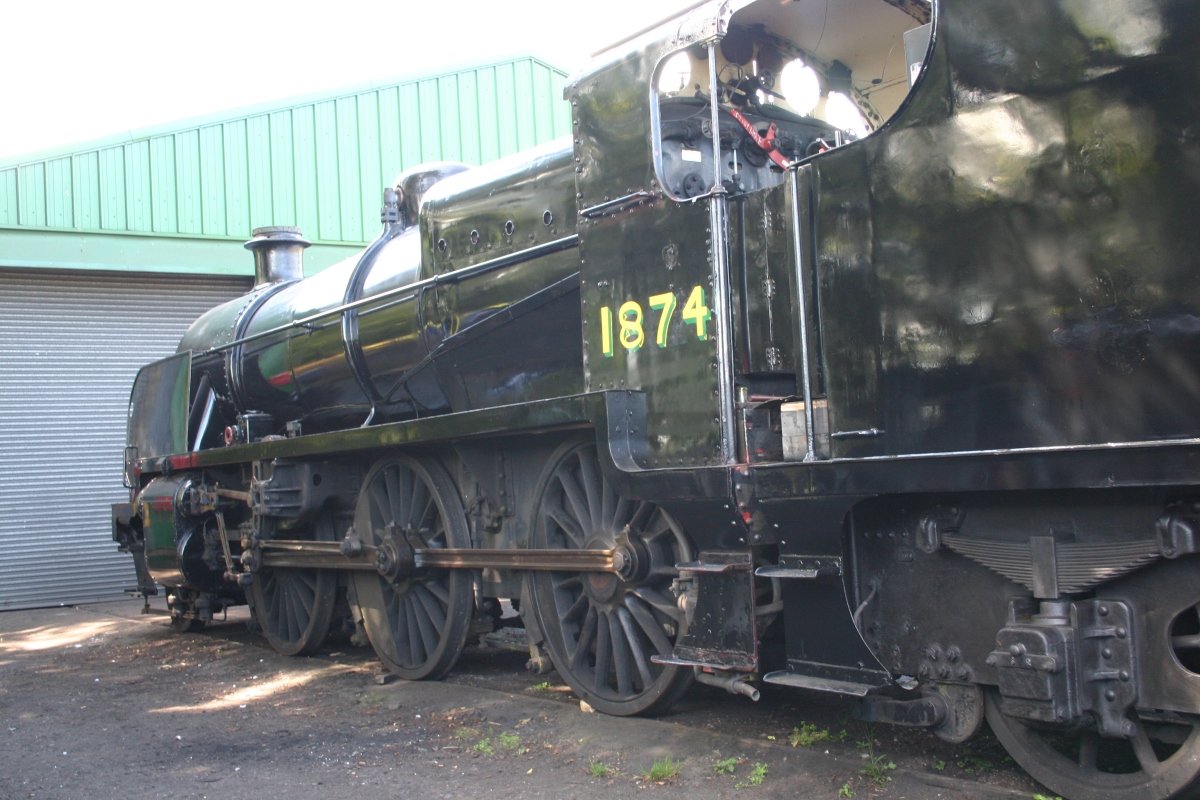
[[600, 285, 709, 356]]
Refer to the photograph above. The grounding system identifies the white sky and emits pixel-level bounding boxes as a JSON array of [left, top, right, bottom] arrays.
[[0, 0, 695, 161]]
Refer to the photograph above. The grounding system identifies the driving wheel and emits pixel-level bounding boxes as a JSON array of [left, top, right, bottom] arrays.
[[248, 566, 337, 656], [528, 441, 693, 716], [352, 454, 473, 680], [247, 512, 339, 656]]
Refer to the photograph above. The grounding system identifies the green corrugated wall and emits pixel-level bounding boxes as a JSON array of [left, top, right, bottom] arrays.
[[0, 58, 570, 250]]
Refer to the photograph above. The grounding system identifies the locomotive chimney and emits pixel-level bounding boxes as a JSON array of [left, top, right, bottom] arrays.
[[244, 226, 310, 286]]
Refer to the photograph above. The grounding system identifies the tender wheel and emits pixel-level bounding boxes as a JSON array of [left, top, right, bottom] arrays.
[[528, 441, 693, 716], [248, 568, 337, 656], [985, 689, 1200, 800], [352, 455, 473, 681]]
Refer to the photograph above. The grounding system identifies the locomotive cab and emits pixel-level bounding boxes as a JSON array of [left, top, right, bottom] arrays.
[[571, 0, 929, 468]]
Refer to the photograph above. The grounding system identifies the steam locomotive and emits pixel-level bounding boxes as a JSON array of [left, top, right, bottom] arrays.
[[111, 1, 1200, 797]]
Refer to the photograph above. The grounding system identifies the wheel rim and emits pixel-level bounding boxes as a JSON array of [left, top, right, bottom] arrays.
[[530, 442, 693, 716], [352, 455, 472, 681], [985, 689, 1200, 800], [250, 567, 336, 656]]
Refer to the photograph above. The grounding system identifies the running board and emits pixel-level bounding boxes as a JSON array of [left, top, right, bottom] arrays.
[[762, 670, 877, 697]]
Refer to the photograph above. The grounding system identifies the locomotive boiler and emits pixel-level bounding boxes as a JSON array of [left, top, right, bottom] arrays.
[[111, 0, 1200, 797]]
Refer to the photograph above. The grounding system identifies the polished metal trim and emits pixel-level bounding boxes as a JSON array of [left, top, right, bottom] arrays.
[[707, 40, 738, 464], [198, 234, 580, 357], [341, 223, 402, 413], [227, 279, 297, 411], [579, 191, 657, 218], [762, 671, 875, 696], [831, 428, 885, 439], [788, 167, 818, 462]]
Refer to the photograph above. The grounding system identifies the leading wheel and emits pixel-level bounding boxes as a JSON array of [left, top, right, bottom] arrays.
[[985, 689, 1200, 800], [352, 455, 473, 681], [528, 441, 693, 716]]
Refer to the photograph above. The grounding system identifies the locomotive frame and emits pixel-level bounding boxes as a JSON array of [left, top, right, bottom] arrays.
[[111, 1, 1200, 797]]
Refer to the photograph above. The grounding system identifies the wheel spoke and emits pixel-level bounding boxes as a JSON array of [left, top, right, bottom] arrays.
[[411, 592, 440, 659], [403, 594, 423, 665], [1130, 717, 1163, 775], [554, 574, 583, 591], [369, 481, 391, 530], [594, 612, 612, 693], [285, 583, 302, 641], [295, 570, 317, 592], [414, 497, 436, 537], [413, 583, 447, 632], [423, 579, 450, 606], [571, 606, 598, 670], [408, 477, 428, 530], [609, 612, 634, 696], [612, 496, 632, 529], [557, 469, 592, 538], [601, 480, 616, 532], [577, 454, 603, 530], [397, 466, 416, 528], [294, 574, 315, 614], [629, 500, 653, 532], [266, 578, 281, 633], [618, 606, 655, 691], [630, 586, 684, 622], [545, 502, 585, 548], [560, 592, 589, 625], [396, 592, 415, 662], [1172, 634, 1200, 650], [625, 595, 674, 656]]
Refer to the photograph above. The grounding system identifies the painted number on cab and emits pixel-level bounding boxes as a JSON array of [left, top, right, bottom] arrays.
[[600, 285, 710, 356]]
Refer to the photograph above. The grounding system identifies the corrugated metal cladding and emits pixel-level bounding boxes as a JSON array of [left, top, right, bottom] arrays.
[[0, 268, 251, 610], [0, 59, 570, 247]]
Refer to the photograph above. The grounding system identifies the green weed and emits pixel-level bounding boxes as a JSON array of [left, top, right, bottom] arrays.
[[641, 756, 682, 783], [934, 759, 945, 771], [531, 681, 552, 691], [837, 782, 854, 798], [860, 742, 896, 787], [735, 762, 768, 788], [497, 732, 521, 750], [789, 722, 830, 748], [588, 759, 614, 778], [958, 756, 992, 774], [712, 757, 739, 775], [472, 738, 495, 756], [456, 727, 479, 739]]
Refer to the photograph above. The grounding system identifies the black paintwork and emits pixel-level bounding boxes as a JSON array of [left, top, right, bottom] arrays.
[[117, 4, 1200, 785]]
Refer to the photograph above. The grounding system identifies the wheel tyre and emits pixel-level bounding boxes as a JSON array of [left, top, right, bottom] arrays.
[[985, 688, 1200, 800], [352, 454, 473, 681], [528, 440, 694, 717]]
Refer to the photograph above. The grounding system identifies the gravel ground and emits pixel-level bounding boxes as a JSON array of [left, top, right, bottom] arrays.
[[0, 598, 1048, 800]]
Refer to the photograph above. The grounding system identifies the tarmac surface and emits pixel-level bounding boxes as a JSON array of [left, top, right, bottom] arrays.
[[0, 598, 1049, 800]]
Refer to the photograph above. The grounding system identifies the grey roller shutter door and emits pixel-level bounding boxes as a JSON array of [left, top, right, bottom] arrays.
[[0, 267, 251, 610]]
